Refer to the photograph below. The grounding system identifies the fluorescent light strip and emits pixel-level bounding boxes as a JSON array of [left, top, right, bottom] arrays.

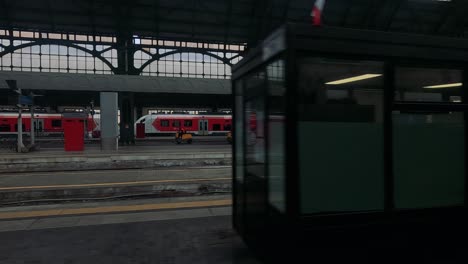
[[423, 82, 462, 89], [325, 74, 382, 85]]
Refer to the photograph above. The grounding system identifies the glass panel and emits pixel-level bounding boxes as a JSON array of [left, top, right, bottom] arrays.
[[393, 111, 465, 209], [267, 59, 286, 212], [235, 81, 244, 184], [243, 70, 267, 235], [245, 99, 265, 176], [395, 67, 462, 103], [245, 83, 265, 179], [298, 58, 384, 214]]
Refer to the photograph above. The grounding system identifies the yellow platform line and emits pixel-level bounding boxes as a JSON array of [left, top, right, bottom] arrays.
[[0, 199, 232, 220], [0, 177, 231, 191]]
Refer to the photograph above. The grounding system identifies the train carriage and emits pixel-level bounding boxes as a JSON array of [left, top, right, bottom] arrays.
[[0, 113, 97, 137], [135, 113, 232, 136]]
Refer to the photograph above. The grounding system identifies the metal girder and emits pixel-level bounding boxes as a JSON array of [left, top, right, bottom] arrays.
[[223, 0, 233, 44], [0, 3, 338, 26], [248, 0, 271, 48], [247, 0, 260, 48], [377, 0, 404, 31], [191, 0, 196, 38], [340, 0, 354, 27], [136, 46, 233, 75], [406, 1, 425, 33], [0, 15, 250, 37], [435, 0, 468, 36], [0, 15, 283, 45], [378, 1, 410, 32], [0, 39, 116, 71], [153, 0, 160, 37], [111, 0, 133, 36], [282, 0, 291, 23], [0, 0, 11, 31], [363, 0, 382, 29], [45, 0, 56, 31], [87, 0, 97, 36], [196, 0, 234, 26], [3, 0, 468, 50], [263, 0, 275, 37]]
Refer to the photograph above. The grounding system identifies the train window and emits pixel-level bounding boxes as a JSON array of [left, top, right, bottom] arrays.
[[0, 125, 10, 132], [139, 118, 146, 124], [213, 124, 221, 131], [223, 124, 231, 131], [184, 120, 192, 127], [172, 120, 180, 128], [51, 119, 62, 127], [161, 120, 169, 127]]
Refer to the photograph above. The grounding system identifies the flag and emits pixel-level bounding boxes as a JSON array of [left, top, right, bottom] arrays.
[[311, 0, 326, 26]]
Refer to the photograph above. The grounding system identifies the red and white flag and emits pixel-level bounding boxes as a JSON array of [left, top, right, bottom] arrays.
[[311, 0, 326, 26]]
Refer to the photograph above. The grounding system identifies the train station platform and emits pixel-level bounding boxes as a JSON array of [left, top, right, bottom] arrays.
[[0, 144, 231, 173], [0, 141, 232, 205], [0, 195, 463, 264], [0, 166, 231, 204], [0, 196, 260, 264]]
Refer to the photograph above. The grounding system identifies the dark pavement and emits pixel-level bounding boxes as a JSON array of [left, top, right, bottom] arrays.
[[0, 215, 258, 264]]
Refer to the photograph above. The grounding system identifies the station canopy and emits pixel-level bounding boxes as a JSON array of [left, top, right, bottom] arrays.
[[1, 0, 468, 46]]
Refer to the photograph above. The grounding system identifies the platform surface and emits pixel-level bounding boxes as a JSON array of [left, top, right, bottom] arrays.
[[0, 195, 259, 264], [0, 195, 466, 264]]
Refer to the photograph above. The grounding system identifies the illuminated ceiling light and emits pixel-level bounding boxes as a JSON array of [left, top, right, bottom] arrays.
[[325, 74, 382, 85], [423, 82, 462, 89]]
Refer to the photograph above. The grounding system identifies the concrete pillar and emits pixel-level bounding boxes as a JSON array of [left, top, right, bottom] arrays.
[[100, 92, 119, 151]]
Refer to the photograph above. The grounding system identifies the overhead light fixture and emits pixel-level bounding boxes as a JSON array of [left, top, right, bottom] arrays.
[[423, 82, 462, 89], [325, 74, 382, 85]]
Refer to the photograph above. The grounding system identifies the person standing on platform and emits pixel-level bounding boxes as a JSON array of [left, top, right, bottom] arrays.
[[121, 123, 133, 145]]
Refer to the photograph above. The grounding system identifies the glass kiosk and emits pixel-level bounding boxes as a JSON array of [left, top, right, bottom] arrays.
[[232, 24, 468, 258]]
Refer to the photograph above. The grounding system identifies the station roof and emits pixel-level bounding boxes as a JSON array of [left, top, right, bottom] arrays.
[[1, 0, 468, 45], [0, 71, 231, 94]]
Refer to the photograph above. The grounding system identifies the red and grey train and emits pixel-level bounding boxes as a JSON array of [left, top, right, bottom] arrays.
[[0, 113, 97, 137], [135, 113, 232, 136], [0, 112, 232, 138]]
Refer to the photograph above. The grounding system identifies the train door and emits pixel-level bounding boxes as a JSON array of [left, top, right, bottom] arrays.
[[34, 119, 44, 133], [198, 119, 208, 135]]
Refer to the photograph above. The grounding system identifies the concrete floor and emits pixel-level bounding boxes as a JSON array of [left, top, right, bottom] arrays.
[[0, 195, 258, 264], [0, 166, 231, 205], [0, 142, 231, 156], [0, 167, 231, 189], [0, 136, 231, 155], [0, 208, 257, 264]]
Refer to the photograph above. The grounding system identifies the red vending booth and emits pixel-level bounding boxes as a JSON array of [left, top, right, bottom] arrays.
[[63, 113, 86, 151], [136, 123, 145, 139]]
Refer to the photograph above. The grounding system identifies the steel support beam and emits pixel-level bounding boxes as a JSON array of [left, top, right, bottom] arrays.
[[372, 0, 404, 31]]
